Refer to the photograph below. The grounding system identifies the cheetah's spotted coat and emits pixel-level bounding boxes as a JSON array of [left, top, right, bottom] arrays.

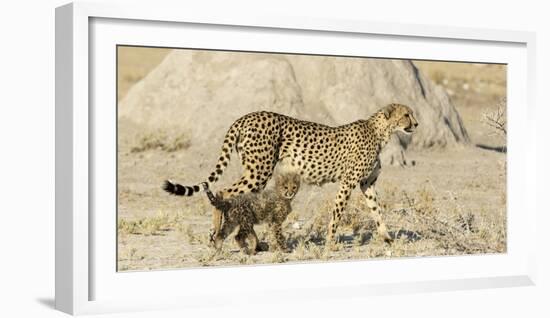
[[163, 103, 419, 246]]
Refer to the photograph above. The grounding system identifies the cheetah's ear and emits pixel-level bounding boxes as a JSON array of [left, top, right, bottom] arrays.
[[382, 104, 397, 119]]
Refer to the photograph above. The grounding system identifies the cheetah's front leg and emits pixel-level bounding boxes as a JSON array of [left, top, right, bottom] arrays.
[[359, 177, 392, 243]]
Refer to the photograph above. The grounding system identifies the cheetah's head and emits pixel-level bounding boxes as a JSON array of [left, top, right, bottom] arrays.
[[275, 173, 301, 199], [382, 103, 419, 134]]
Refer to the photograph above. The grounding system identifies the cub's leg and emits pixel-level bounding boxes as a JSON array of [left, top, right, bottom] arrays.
[[212, 219, 236, 251], [211, 208, 239, 250], [246, 229, 259, 255], [269, 222, 290, 253], [235, 226, 258, 255], [234, 204, 259, 255], [359, 165, 392, 243], [210, 209, 223, 247], [210, 175, 255, 238], [234, 229, 247, 250]]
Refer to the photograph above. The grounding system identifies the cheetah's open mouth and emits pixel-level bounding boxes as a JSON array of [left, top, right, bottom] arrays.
[[403, 127, 415, 134]]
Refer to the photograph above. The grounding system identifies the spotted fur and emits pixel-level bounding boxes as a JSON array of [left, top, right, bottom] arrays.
[[200, 173, 300, 255], [163, 103, 418, 246]]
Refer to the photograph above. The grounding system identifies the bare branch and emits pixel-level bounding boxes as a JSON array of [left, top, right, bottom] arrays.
[[482, 97, 507, 136]]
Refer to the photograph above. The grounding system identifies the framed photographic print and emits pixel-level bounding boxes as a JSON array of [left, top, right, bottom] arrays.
[[55, 1, 537, 315]]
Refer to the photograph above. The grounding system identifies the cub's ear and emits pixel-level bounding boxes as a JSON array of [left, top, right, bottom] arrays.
[[382, 104, 397, 119], [292, 173, 301, 184], [275, 174, 284, 184]]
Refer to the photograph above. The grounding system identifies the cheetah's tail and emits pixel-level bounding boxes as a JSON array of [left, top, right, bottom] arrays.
[[162, 119, 241, 197], [162, 180, 202, 196], [204, 119, 241, 185]]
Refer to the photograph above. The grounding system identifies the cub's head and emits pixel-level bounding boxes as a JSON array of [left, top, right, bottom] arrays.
[[382, 103, 419, 134], [275, 173, 301, 199]]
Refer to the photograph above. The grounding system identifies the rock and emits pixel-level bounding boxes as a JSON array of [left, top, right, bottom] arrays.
[[119, 51, 304, 147], [119, 50, 469, 169]]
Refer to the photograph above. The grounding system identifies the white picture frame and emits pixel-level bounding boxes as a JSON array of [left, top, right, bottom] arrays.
[[55, 1, 537, 315]]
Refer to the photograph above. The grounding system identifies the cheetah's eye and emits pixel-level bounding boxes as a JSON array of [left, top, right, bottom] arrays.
[[404, 114, 410, 117]]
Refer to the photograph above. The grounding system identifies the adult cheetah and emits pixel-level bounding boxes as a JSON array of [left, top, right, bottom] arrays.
[[163, 103, 418, 246]]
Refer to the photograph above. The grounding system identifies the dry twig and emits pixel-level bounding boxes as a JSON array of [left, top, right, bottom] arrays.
[[482, 97, 507, 136]]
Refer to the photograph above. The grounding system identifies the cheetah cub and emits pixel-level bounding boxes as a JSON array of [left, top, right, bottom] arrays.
[[201, 173, 300, 255]]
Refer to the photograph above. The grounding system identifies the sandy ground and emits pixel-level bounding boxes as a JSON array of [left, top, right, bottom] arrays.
[[117, 48, 506, 271]]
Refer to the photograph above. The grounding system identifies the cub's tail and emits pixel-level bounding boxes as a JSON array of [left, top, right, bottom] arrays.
[[199, 182, 231, 211]]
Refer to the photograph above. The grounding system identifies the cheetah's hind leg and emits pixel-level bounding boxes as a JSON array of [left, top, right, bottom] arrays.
[[326, 182, 354, 251]]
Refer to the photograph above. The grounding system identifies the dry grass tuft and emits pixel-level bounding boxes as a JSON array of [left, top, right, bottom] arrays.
[[118, 215, 166, 236], [269, 250, 287, 263], [130, 131, 191, 153], [398, 186, 505, 254], [267, 179, 504, 264], [118, 180, 506, 270], [118, 210, 203, 240]]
